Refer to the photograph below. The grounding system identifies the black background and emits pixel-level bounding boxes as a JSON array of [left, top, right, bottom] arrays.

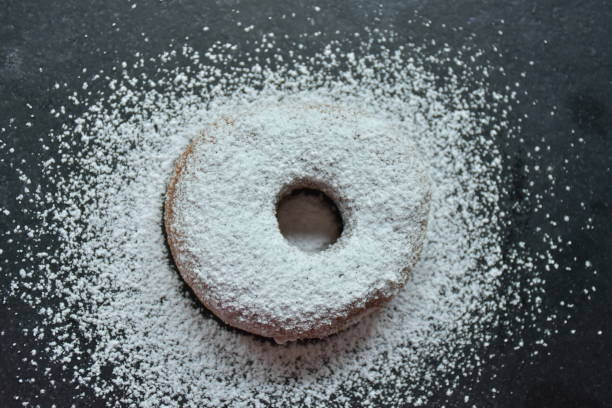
[[1, 1, 611, 407]]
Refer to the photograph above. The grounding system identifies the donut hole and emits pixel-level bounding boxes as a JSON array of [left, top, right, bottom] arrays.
[[276, 183, 344, 253]]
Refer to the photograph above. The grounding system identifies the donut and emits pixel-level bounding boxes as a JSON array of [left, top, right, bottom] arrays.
[[164, 101, 431, 343]]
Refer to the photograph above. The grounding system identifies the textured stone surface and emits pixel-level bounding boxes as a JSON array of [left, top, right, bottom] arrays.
[[1, 1, 611, 406]]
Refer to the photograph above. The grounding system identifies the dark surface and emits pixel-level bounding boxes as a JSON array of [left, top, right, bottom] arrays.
[[1, 0, 611, 407]]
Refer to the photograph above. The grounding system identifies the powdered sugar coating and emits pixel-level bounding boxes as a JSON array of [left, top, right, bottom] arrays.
[[1, 29, 565, 407], [166, 103, 431, 342]]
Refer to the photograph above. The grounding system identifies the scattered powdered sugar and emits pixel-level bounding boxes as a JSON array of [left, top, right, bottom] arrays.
[[2, 29, 560, 406]]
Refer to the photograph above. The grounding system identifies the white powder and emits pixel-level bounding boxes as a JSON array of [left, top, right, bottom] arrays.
[[167, 102, 431, 342], [3, 30, 554, 406]]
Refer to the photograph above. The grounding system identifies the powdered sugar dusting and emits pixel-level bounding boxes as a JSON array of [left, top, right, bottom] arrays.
[[167, 101, 430, 342], [2, 29, 561, 406]]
